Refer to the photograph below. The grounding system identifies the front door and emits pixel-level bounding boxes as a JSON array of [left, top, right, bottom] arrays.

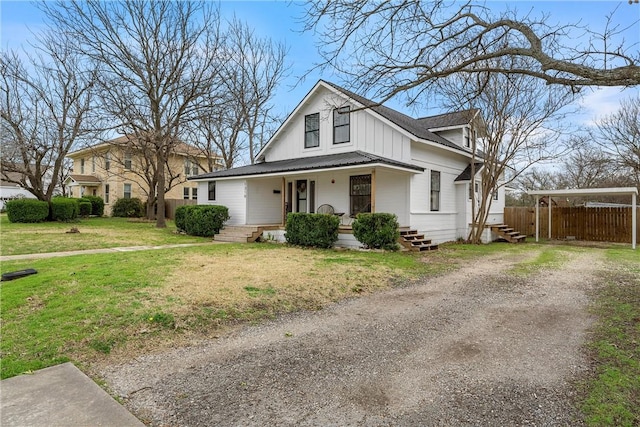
[[296, 180, 307, 212]]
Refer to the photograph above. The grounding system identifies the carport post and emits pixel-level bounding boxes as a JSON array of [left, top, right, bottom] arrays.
[[535, 195, 540, 243], [633, 192, 637, 250]]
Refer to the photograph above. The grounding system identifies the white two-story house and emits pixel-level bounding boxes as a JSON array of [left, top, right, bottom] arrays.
[[189, 80, 504, 245]]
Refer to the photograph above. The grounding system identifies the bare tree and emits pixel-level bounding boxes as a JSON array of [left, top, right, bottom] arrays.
[[41, 0, 224, 227], [437, 56, 576, 243], [225, 18, 288, 164], [0, 36, 95, 203], [303, 1, 639, 104], [191, 18, 288, 169], [594, 95, 640, 189]]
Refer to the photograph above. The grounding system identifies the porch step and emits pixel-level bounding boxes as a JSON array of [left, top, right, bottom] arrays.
[[489, 224, 526, 243], [214, 226, 263, 243], [398, 228, 438, 252]]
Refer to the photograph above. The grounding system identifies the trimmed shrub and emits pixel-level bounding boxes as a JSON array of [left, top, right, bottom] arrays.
[[111, 197, 145, 218], [83, 195, 105, 217], [174, 204, 188, 232], [51, 197, 79, 222], [352, 212, 400, 250], [78, 200, 92, 217], [5, 199, 49, 223], [285, 212, 340, 249], [176, 205, 230, 237]]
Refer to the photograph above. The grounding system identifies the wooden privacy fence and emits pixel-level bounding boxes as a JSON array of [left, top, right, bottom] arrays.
[[504, 206, 640, 244], [164, 199, 196, 220]]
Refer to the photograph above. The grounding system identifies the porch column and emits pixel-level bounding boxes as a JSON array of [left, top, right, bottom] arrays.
[[281, 177, 286, 226], [371, 169, 376, 213]]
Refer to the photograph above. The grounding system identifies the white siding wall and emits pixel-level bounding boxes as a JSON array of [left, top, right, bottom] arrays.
[[246, 178, 282, 224], [375, 169, 410, 225], [264, 86, 412, 164], [434, 128, 465, 147], [409, 142, 471, 243], [197, 180, 246, 225]]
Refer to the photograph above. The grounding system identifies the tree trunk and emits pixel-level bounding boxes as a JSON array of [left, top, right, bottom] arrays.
[[155, 151, 167, 228]]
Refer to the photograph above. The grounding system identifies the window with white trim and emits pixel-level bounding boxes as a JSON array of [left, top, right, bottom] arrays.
[[208, 181, 216, 201], [305, 113, 320, 148], [430, 170, 440, 211], [333, 106, 350, 144], [124, 183, 132, 199]]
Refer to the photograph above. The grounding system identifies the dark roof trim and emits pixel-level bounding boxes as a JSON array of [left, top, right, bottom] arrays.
[[190, 150, 424, 180], [454, 163, 484, 182]]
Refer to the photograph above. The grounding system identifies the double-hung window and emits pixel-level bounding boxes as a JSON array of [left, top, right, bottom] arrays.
[[80, 158, 85, 174], [192, 187, 198, 200], [430, 170, 440, 211], [183, 187, 190, 200], [333, 106, 350, 144], [124, 183, 132, 199], [185, 159, 199, 177], [124, 152, 132, 170], [105, 152, 111, 170], [104, 184, 110, 204], [305, 113, 320, 148], [208, 181, 216, 201]]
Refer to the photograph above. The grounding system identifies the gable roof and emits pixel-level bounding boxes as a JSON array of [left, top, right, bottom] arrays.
[[67, 174, 102, 185], [416, 109, 479, 130], [257, 80, 478, 161], [190, 150, 424, 180], [321, 81, 464, 152]]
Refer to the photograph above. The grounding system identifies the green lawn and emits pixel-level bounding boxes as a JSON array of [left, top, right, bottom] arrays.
[[0, 215, 209, 256], [581, 248, 640, 426], [1, 218, 638, 423]]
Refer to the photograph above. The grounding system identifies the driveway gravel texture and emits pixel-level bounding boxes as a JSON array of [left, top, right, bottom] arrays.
[[100, 248, 601, 426]]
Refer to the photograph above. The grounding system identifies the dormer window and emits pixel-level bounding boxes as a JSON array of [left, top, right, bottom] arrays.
[[333, 106, 350, 144], [305, 113, 320, 148]]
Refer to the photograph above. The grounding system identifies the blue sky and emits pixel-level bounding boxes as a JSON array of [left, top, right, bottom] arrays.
[[1, 1, 638, 125]]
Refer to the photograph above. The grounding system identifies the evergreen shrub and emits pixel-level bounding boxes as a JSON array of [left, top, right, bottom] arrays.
[[175, 205, 230, 237], [111, 197, 145, 218], [5, 199, 49, 223], [285, 212, 340, 248], [352, 212, 400, 250], [51, 197, 79, 222]]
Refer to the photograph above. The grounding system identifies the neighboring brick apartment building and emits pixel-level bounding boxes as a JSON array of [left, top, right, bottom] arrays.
[[66, 135, 219, 215]]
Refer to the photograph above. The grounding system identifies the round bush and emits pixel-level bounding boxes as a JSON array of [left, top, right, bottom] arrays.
[[82, 195, 105, 216], [112, 197, 145, 218], [285, 212, 340, 248], [176, 205, 230, 237], [352, 213, 400, 250], [51, 197, 79, 222], [5, 199, 49, 223], [78, 201, 92, 217]]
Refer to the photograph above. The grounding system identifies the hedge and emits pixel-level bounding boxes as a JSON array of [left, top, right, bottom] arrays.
[[175, 205, 230, 237], [352, 212, 400, 250], [111, 197, 145, 218], [51, 197, 79, 222], [5, 199, 49, 223], [78, 200, 92, 217], [285, 212, 340, 248], [82, 195, 105, 216]]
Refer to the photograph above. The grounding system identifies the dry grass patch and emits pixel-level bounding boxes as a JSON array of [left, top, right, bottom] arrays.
[[159, 246, 409, 322]]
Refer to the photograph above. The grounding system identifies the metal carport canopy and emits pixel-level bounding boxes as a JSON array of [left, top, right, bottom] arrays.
[[527, 187, 638, 249]]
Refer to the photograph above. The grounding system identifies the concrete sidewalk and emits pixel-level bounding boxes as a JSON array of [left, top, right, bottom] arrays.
[[0, 242, 220, 262], [1, 362, 144, 427]]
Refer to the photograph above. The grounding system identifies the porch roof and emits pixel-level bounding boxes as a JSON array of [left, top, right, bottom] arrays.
[[454, 162, 484, 182], [67, 174, 102, 186], [190, 150, 424, 180]]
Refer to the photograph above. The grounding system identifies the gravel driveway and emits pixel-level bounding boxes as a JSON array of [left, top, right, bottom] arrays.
[[100, 249, 601, 426]]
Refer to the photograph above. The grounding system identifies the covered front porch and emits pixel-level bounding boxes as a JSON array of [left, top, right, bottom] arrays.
[[243, 165, 415, 228]]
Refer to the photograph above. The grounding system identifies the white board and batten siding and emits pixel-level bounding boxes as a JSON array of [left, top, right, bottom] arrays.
[[263, 86, 411, 164], [197, 179, 247, 225]]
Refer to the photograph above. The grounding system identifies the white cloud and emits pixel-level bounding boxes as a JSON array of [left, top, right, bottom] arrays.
[[578, 86, 639, 127]]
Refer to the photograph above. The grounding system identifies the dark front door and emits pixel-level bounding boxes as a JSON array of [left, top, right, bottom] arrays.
[[296, 180, 307, 212]]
